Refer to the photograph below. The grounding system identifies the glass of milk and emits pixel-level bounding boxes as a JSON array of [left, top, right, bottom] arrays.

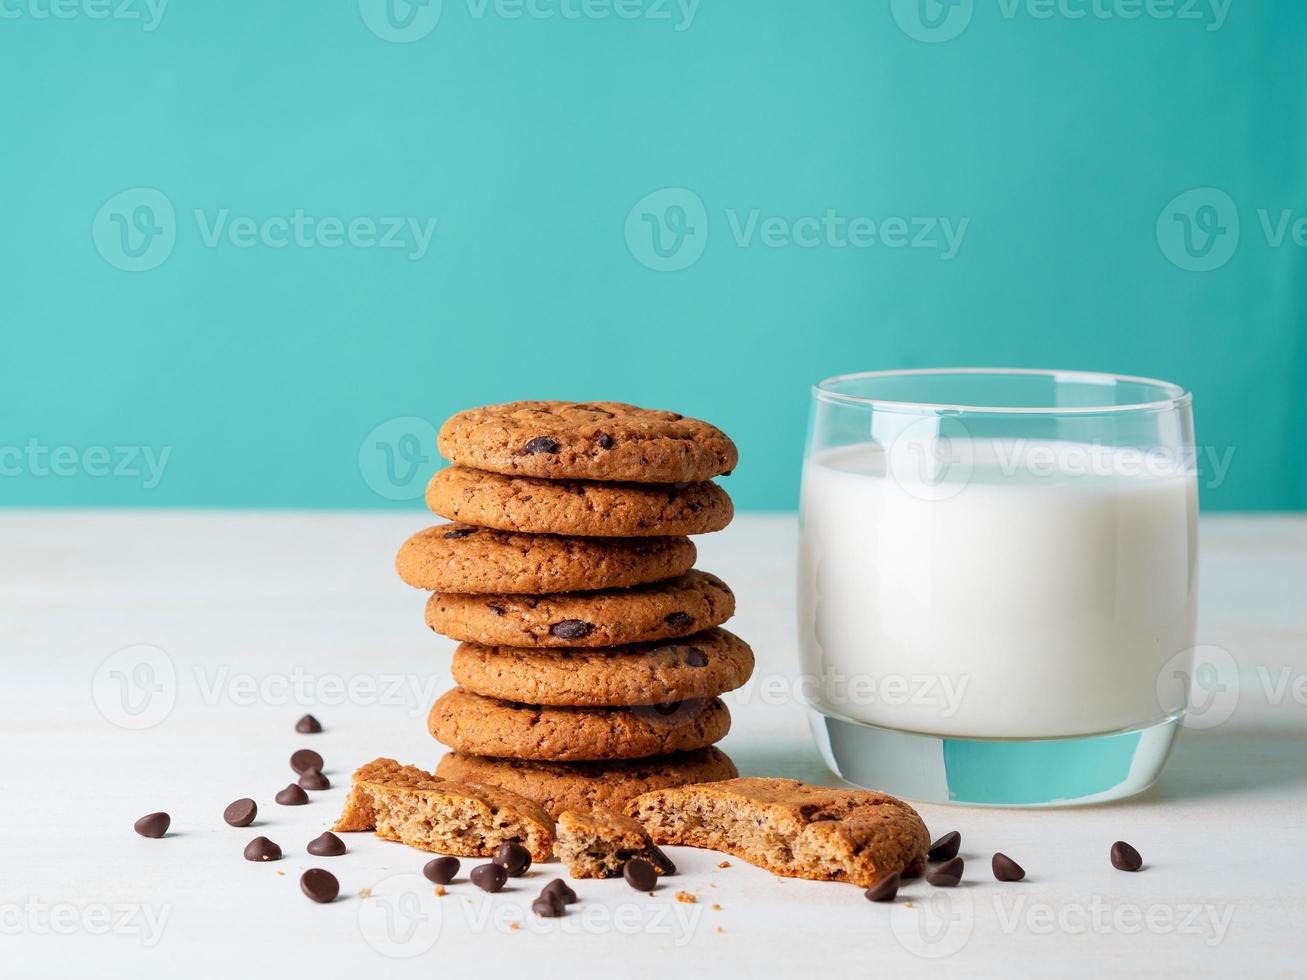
[[798, 369, 1198, 805]]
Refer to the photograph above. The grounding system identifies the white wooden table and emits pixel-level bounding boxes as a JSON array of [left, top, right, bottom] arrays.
[[2, 511, 1304, 977]]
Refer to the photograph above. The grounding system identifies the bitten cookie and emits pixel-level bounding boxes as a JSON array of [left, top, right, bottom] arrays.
[[450, 628, 755, 706], [332, 758, 555, 862], [435, 748, 738, 819], [427, 689, 731, 761], [396, 523, 695, 594], [556, 810, 676, 879], [438, 401, 738, 484], [624, 778, 930, 887], [425, 570, 734, 647], [426, 466, 733, 537]]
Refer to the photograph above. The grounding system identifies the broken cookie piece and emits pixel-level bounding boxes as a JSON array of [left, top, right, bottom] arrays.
[[624, 777, 928, 888], [333, 757, 555, 863], [556, 809, 676, 879]]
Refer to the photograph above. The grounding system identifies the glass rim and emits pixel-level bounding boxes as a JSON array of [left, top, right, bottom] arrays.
[[812, 368, 1191, 415]]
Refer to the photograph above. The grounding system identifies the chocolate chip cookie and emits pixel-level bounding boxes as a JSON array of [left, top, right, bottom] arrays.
[[426, 466, 733, 537], [428, 689, 731, 761], [435, 748, 738, 819], [425, 570, 734, 646], [332, 758, 555, 862], [396, 523, 695, 594], [450, 628, 754, 706], [438, 401, 738, 484], [625, 778, 930, 888], [556, 810, 675, 879]]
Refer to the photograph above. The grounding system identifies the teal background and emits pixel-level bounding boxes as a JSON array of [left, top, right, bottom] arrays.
[[2, 0, 1303, 511]]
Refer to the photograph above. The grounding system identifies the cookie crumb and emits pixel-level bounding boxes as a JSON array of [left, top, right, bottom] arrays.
[[508, 922, 520, 931], [715, 925, 725, 934], [276, 871, 285, 877], [718, 860, 731, 868], [904, 901, 913, 909], [434, 886, 447, 897], [358, 887, 371, 897], [711, 903, 721, 910], [675, 891, 696, 904]]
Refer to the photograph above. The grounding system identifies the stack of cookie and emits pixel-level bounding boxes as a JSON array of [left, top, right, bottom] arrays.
[[395, 401, 752, 817]]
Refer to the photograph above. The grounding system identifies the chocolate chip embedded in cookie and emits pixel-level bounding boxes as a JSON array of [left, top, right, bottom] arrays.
[[425, 570, 734, 646], [556, 810, 676, 880], [426, 466, 734, 537], [451, 628, 754, 706], [438, 401, 738, 484], [395, 523, 696, 594], [624, 778, 930, 888], [427, 688, 731, 762], [434, 748, 738, 819], [332, 757, 555, 862]]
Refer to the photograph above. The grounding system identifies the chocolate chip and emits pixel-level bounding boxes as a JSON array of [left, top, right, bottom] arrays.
[[523, 436, 560, 455], [275, 783, 309, 806], [300, 868, 339, 903], [685, 647, 708, 667], [992, 853, 1025, 881], [532, 893, 564, 918], [295, 714, 322, 734], [550, 620, 594, 641], [298, 768, 331, 790], [442, 527, 476, 539], [133, 812, 170, 838], [927, 857, 964, 887], [424, 857, 460, 884], [542, 878, 578, 904], [290, 749, 323, 774], [663, 611, 694, 631], [1111, 841, 1143, 872], [244, 836, 282, 862], [307, 832, 347, 857], [596, 432, 614, 449], [493, 842, 532, 877], [487, 603, 506, 616], [470, 863, 507, 893], [864, 872, 900, 902], [622, 858, 658, 892], [647, 845, 677, 875], [223, 798, 257, 827], [927, 830, 961, 861]]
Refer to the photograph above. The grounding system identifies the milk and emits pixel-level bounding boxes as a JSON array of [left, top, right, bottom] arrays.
[[798, 439, 1198, 739]]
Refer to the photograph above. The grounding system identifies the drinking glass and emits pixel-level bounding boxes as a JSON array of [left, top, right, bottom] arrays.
[[798, 369, 1198, 805]]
